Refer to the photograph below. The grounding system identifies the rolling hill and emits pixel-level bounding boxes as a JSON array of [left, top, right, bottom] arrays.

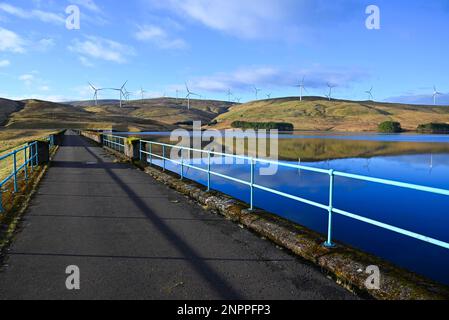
[[0, 98, 234, 131], [211, 97, 449, 132], [0, 99, 25, 126]]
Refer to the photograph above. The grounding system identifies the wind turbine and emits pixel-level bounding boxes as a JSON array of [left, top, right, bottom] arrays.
[[111, 81, 128, 108], [140, 87, 146, 101], [326, 82, 336, 101], [88, 82, 102, 106], [266, 93, 272, 99], [235, 97, 242, 103], [254, 86, 261, 100], [296, 77, 307, 101], [433, 86, 442, 105], [365, 87, 374, 101], [185, 82, 200, 110], [226, 89, 233, 102]]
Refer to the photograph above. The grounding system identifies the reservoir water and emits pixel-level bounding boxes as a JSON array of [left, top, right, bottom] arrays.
[[118, 131, 449, 285]]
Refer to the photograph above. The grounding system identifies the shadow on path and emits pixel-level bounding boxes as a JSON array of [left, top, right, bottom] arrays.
[[75, 134, 244, 299]]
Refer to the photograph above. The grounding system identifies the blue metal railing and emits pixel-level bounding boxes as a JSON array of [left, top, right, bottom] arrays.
[[138, 140, 449, 250], [0, 142, 39, 213], [102, 134, 126, 154]]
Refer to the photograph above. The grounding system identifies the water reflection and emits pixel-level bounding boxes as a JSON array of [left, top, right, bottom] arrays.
[[125, 131, 449, 285]]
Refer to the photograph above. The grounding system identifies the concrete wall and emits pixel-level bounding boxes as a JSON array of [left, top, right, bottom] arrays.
[[81, 131, 103, 144]]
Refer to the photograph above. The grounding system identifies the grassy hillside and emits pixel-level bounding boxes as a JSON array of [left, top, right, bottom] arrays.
[[0, 98, 233, 131], [80, 98, 234, 126], [212, 97, 449, 132], [0, 99, 24, 126], [2, 99, 219, 131]]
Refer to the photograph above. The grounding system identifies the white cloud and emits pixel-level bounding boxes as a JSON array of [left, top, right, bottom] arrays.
[[184, 66, 368, 92], [149, 0, 300, 40], [0, 59, 10, 67], [79, 56, 94, 67], [135, 24, 187, 49], [19, 74, 35, 86], [0, 27, 26, 53], [0, 3, 65, 24], [69, 36, 135, 64], [69, 0, 101, 12]]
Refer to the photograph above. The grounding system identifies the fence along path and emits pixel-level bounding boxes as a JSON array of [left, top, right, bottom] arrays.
[[0, 131, 354, 300]]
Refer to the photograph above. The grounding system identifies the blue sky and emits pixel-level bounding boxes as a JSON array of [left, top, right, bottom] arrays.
[[0, 0, 448, 105]]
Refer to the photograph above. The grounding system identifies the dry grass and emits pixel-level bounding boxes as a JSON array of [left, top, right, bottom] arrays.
[[213, 97, 449, 132], [0, 129, 56, 183]]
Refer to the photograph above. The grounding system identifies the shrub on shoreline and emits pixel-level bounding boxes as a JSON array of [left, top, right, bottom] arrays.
[[417, 123, 449, 134], [231, 121, 294, 131], [378, 121, 402, 133]]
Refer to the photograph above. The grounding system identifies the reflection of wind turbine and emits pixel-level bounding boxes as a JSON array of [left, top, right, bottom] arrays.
[[365, 87, 374, 100], [185, 82, 200, 110], [88, 82, 102, 106], [254, 86, 261, 100], [296, 77, 308, 101], [433, 86, 442, 105], [327, 82, 336, 101]]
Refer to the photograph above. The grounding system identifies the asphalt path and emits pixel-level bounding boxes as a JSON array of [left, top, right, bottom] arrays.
[[0, 131, 356, 300]]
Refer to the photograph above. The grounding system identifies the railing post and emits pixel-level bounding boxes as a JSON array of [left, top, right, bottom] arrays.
[[139, 140, 142, 162], [35, 143, 39, 166], [0, 190, 3, 213], [13, 151, 18, 193], [24, 148, 28, 182], [250, 158, 255, 211], [207, 151, 211, 192], [162, 145, 166, 171], [324, 169, 336, 248], [149, 143, 153, 165], [180, 151, 184, 180]]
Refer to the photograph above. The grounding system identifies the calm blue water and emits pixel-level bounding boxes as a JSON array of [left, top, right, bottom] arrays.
[[130, 131, 449, 285]]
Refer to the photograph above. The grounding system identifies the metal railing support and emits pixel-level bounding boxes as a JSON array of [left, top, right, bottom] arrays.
[[139, 140, 142, 162], [24, 148, 28, 182], [180, 154, 184, 180], [137, 139, 449, 251], [149, 143, 153, 165], [250, 158, 255, 211], [162, 145, 166, 171], [13, 151, 18, 193], [324, 170, 336, 248], [207, 151, 211, 192]]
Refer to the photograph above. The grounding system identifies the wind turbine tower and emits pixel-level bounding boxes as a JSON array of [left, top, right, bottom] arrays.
[[433, 86, 442, 105], [254, 86, 261, 100], [296, 77, 307, 102], [140, 87, 146, 101], [185, 83, 200, 110], [226, 89, 233, 102], [88, 82, 102, 106], [365, 87, 374, 101], [327, 83, 336, 101]]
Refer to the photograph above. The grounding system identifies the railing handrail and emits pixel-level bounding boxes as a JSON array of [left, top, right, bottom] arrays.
[[138, 139, 449, 251], [139, 139, 449, 196]]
